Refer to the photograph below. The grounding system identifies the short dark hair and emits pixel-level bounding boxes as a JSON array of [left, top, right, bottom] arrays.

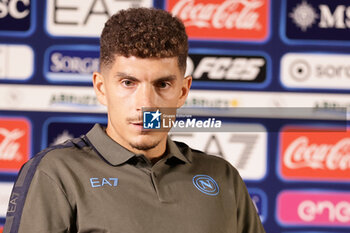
[[100, 8, 188, 73]]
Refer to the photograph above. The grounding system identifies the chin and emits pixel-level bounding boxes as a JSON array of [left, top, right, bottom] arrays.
[[129, 140, 159, 151], [129, 134, 163, 151]]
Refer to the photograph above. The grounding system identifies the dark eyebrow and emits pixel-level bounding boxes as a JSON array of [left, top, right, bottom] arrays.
[[114, 73, 177, 83], [114, 72, 139, 82], [153, 75, 177, 83]]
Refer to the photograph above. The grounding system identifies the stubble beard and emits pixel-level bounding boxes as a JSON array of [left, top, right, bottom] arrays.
[[124, 116, 165, 151], [129, 138, 162, 151]]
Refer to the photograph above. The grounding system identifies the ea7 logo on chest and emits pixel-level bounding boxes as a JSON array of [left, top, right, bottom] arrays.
[[193, 175, 219, 196], [90, 178, 118, 188]]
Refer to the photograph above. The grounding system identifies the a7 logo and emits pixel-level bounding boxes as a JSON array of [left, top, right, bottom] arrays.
[[170, 125, 267, 180]]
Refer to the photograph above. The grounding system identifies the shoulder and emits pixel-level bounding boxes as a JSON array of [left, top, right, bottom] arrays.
[[22, 137, 91, 176]]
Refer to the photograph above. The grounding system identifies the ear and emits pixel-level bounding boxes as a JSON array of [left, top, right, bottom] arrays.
[[177, 75, 192, 108], [93, 71, 107, 106]]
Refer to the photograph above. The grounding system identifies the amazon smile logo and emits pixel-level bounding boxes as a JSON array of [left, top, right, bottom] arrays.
[[193, 175, 219, 196]]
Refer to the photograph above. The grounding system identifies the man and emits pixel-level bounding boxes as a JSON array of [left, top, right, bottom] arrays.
[[4, 8, 266, 233]]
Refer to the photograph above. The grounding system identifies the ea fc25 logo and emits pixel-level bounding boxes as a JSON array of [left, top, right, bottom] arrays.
[[193, 175, 219, 196], [279, 126, 350, 182], [284, 0, 350, 42], [186, 54, 268, 88], [0, 118, 31, 173], [0, 0, 32, 33], [143, 110, 161, 129], [167, 0, 270, 41]]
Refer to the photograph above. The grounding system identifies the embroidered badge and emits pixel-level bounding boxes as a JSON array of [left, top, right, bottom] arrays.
[[192, 174, 219, 196]]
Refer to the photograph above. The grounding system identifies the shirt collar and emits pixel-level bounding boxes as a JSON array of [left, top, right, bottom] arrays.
[[166, 137, 192, 164], [86, 124, 191, 166]]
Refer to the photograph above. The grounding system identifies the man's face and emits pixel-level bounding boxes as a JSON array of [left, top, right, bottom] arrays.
[[93, 56, 192, 156]]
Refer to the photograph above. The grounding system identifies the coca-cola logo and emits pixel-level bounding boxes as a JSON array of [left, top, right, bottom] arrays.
[[279, 126, 350, 181], [277, 191, 350, 226], [284, 137, 350, 170], [0, 128, 25, 161], [167, 0, 269, 41], [0, 118, 31, 173]]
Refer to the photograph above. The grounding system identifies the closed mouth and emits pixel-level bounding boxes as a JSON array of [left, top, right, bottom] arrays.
[[130, 122, 143, 126]]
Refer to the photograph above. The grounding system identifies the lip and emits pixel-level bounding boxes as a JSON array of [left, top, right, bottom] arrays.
[[130, 122, 143, 126], [130, 121, 154, 132], [131, 120, 143, 124], [130, 122, 144, 130]]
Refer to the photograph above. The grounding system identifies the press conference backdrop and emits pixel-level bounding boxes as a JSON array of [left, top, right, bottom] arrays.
[[0, 0, 350, 232]]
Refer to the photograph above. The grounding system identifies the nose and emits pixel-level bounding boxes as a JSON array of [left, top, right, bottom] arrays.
[[135, 83, 156, 110]]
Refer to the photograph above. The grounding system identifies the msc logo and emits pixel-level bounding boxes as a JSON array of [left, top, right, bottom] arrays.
[[284, 0, 350, 42], [143, 110, 161, 129], [289, 0, 319, 32], [192, 175, 219, 196], [0, 0, 32, 34]]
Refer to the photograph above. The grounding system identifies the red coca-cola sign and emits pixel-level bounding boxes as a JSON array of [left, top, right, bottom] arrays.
[[279, 126, 350, 181], [0, 118, 31, 173], [167, 0, 270, 41]]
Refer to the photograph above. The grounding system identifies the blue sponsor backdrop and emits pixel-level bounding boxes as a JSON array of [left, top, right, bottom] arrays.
[[0, 0, 350, 232]]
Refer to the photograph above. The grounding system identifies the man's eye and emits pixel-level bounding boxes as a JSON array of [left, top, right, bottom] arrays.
[[156, 81, 170, 89], [121, 80, 135, 87]]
